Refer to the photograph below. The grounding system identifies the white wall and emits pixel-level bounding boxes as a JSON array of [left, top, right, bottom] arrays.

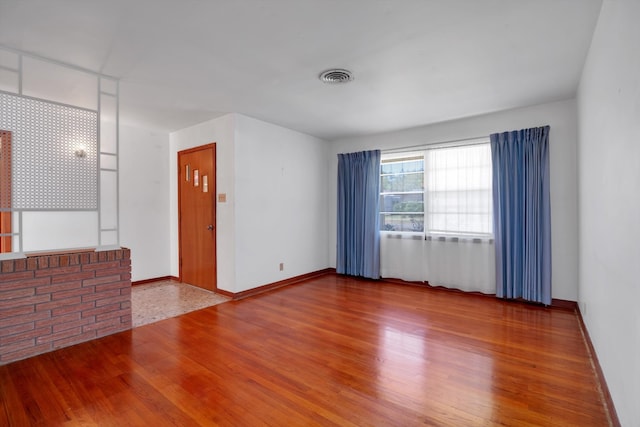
[[234, 115, 329, 292], [20, 212, 98, 252], [577, 0, 640, 424], [119, 124, 170, 281], [328, 99, 579, 301], [169, 114, 236, 292], [169, 113, 329, 293]]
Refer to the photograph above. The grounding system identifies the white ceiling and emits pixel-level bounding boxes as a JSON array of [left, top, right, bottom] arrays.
[[0, 0, 602, 140]]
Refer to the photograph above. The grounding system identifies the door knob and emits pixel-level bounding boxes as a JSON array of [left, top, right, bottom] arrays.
[[207, 224, 214, 231]]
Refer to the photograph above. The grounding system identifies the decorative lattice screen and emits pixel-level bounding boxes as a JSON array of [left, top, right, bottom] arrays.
[[0, 93, 98, 210], [0, 130, 11, 209]]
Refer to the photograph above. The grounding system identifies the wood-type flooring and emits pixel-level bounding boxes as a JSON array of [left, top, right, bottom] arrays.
[[0, 274, 611, 426]]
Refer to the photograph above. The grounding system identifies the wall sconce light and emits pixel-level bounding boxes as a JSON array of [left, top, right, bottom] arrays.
[[74, 146, 87, 158]]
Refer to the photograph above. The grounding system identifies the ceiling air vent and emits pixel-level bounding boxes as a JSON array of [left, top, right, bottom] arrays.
[[319, 69, 354, 83]]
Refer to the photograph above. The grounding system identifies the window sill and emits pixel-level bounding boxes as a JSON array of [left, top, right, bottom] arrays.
[[381, 231, 493, 243]]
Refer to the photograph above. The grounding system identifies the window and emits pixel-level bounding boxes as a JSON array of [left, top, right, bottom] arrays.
[[380, 153, 425, 232], [380, 142, 493, 237]]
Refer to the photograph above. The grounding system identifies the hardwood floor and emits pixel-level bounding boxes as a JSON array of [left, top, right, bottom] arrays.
[[0, 274, 611, 426]]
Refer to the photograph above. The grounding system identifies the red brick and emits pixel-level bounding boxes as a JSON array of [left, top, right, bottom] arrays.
[[0, 287, 35, 301], [1, 260, 14, 273], [37, 257, 48, 269], [35, 280, 81, 295], [96, 309, 125, 322], [51, 272, 94, 284], [13, 259, 26, 272], [34, 265, 81, 278], [1, 342, 51, 364], [0, 337, 35, 354], [36, 296, 77, 312], [52, 330, 96, 349], [0, 304, 34, 320], [0, 247, 134, 365], [0, 294, 49, 310], [26, 258, 37, 270], [95, 285, 121, 301], [83, 275, 121, 287], [82, 261, 120, 272], [0, 276, 49, 292], [52, 301, 95, 317], [48, 256, 59, 269], [59, 255, 70, 267], [0, 322, 34, 338], [83, 317, 121, 333], [94, 281, 129, 295], [95, 267, 128, 278], [37, 327, 81, 345], [0, 326, 51, 346], [52, 316, 94, 333], [35, 312, 80, 329], [2, 310, 50, 328], [0, 270, 34, 283], [80, 253, 90, 264], [95, 294, 128, 307], [52, 287, 94, 301], [82, 303, 119, 318], [82, 289, 116, 303]]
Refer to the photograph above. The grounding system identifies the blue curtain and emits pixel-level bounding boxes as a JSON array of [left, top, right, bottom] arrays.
[[336, 150, 381, 279], [490, 126, 552, 305]]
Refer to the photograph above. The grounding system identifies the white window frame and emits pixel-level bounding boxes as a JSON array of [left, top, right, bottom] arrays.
[[379, 151, 425, 235], [380, 139, 493, 240]]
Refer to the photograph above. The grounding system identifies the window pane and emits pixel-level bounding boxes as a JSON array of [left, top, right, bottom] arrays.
[[380, 213, 424, 232], [379, 154, 425, 232], [426, 143, 492, 235], [379, 193, 424, 213], [381, 158, 423, 174], [381, 172, 423, 192]]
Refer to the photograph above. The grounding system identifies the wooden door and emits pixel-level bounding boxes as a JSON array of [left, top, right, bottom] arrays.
[[178, 144, 217, 291], [0, 130, 11, 253]]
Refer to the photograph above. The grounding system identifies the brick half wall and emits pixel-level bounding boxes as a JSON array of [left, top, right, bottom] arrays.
[[0, 248, 132, 365]]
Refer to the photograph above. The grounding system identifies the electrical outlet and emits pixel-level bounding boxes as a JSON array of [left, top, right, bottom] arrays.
[[279, 263, 284, 271]]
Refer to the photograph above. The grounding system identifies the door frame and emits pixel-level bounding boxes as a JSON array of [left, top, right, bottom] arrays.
[[177, 142, 217, 290], [0, 130, 11, 253]]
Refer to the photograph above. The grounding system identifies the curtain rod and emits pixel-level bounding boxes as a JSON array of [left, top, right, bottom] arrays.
[[382, 135, 490, 155]]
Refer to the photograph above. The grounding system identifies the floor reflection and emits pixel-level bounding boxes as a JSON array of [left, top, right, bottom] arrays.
[[377, 322, 494, 422]]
